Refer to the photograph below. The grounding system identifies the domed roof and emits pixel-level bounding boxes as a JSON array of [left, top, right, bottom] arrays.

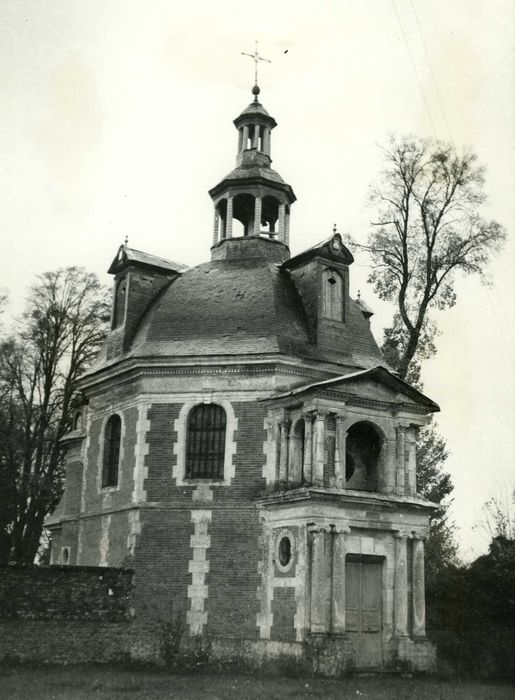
[[129, 258, 311, 359], [233, 99, 277, 128], [93, 242, 386, 372]]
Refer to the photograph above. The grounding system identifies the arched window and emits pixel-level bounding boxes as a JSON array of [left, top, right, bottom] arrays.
[[322, 268, 343, 321], [102, 415, 121, 487], [112, 278, 127, 329], [74, 412, 82, 430], [186, 404, 226, 480]]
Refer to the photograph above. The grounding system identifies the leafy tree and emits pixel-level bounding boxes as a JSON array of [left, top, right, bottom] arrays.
[[0, 267, 109, 564], [416, 420, 459, 578]]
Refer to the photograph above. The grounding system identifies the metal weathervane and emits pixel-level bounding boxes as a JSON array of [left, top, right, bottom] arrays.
[[241, 41, 271, 86]]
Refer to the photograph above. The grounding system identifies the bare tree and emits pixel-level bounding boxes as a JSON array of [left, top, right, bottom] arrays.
[[0, 267, 109, 564], [476, 486, 515, 541], [349, 134, 505, 574], [355, 134, 506, 380]]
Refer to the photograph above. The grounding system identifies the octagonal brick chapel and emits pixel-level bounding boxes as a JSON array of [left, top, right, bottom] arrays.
[[49, 85, 438, 672]]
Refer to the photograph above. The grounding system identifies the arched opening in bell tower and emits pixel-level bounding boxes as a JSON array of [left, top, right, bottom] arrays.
[[261, 195, 279, 238], [233, 193, 255, 236]]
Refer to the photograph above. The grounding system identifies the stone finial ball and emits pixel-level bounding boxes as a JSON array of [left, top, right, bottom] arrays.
[[252, 84, 260, 96]]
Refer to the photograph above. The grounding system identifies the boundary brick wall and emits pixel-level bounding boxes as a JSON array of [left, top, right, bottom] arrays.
[[0, 565, 133, 621]]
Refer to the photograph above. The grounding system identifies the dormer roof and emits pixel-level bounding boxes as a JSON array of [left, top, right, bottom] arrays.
[[282, 233, 354, 270], [108, 245, 187, 276]]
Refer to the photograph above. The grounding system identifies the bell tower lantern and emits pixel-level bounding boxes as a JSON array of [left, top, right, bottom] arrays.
[[209, 83, 296, 252]]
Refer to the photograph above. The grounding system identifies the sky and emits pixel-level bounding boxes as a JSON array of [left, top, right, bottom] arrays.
[[1, 0, 514, 559]]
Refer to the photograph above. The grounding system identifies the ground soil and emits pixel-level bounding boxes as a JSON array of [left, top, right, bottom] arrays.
[[0, 665, 514, 699]]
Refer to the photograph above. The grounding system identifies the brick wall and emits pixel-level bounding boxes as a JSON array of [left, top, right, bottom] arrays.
[[130, 400, 267, 639], [0, 565, 133, 621], [270, 587, 296, 641]]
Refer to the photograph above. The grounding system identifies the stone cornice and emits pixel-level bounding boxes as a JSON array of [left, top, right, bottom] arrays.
[[262, 388, 429, 415], [256, 487, 438, 511], [46, 500, 261, 526], [77, 356, 366, 397]]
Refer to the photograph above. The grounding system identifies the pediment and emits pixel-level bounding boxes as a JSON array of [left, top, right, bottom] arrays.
[[282, 233, 354, 270], [267, 366, 439, 413]]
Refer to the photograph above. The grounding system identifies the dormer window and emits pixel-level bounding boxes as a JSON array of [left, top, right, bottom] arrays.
[[112, 278, 127, 329], [322, 268, 343, 321]]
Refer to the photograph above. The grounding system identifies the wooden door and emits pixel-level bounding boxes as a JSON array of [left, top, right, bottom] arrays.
[[345, 557, 383, 669]]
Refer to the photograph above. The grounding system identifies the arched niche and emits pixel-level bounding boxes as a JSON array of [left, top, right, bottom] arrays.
[[345, 421, 382, 492]]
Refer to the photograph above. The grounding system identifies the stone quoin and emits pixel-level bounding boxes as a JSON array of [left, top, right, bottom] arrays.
[[48, 82, 438, 673]]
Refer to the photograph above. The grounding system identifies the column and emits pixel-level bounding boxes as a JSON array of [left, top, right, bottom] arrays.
[[334, 415, 347, 488], [302, 413, 314, 485], [226, 197, 233, 238], [237, 128, 243, 153], [313, 410, 326, 486], [412, 535, 427, 638], [263, 128, 271, 155], [405, 427, 418, 495], [383, 438, 397, 494], [309, 525, 332, 633], [278, 420, 291, 485], [253, 196, 262, 237], [394, 531, 409, 637], [331, 524, 350, 634], [287, 421, 302, 488], [396, 425, 406, 495], [284, 209, 290, 247], [278, 203, 286, 243], [212, 208, 219, 246], [242, 125, 249, 150], [252, 124, 260, 149]]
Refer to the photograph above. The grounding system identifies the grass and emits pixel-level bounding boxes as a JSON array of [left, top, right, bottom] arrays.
[[0, 664, 514, 700]]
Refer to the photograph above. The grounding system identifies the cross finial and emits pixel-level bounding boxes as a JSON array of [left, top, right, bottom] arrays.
[[241, 41, 271, 96]]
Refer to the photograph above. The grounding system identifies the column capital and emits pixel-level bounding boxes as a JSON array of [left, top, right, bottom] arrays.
[[279, 419, 291, 431], [412, 531, 428, 542], [302, 409, 316, 423], [332, 524, 350, 535], [308, 524, 332, 534], [394, 529, 410, 540], [335, 412, 347, 424], [313, 408, 331, 420]]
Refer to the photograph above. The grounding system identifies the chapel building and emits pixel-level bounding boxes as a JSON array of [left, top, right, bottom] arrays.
[[49, 84, 438, 672]]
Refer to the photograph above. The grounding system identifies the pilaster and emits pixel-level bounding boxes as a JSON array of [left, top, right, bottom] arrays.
[[405, 426, 418, 496], [334, 415, 347, 488], [412, 534, 427, 639], [394, 530, 409, 637], [278, 419, 291, 484], [395, 426, 406, 495], [302, 412, 314, 485], [331, 524, 351, 634], [309, 524, 333, 634]]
